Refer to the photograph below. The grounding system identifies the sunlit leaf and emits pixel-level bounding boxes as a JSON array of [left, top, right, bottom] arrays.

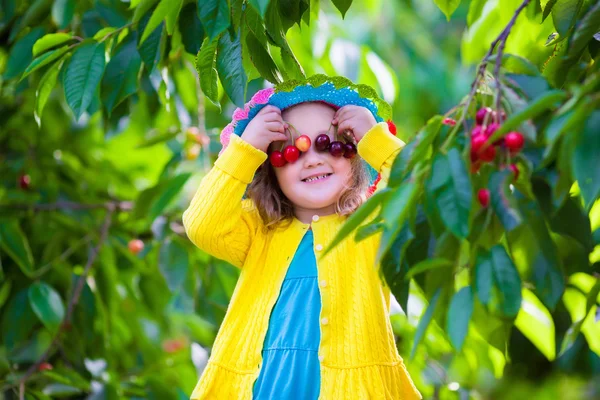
[[196, 36, 220, 108], [434, 0, 462, 21], [515, 288, 556, 360], [32, 33, 73, 56]]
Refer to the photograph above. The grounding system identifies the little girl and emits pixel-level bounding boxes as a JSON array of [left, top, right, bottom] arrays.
[[182, 75, 422, 400]]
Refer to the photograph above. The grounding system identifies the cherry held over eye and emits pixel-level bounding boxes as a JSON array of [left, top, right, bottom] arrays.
[[270, 151, 286, 167], [315, 134, 330, 151], [283, 145, 300, 163], [329, 141, 345, 157], [295, 135, 311, 152], [343, 143, 357, 158]]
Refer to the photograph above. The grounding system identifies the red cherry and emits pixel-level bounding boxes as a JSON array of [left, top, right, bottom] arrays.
[[295, 135, 311, 152], [283, 145, 300, 163], [329, 141, 345, 157], [479, 144, 496, 162], [509, 164, 519, 180], [472, 125, 486, 137], [471, 134, 487, 154], [504, 132, 524, 153], [478, 189, 490, 207], [471, 134, 495, 162], [315, 134, 330, 151], [19, 174, 31, 190], [343, 143, 357, 159], [269, 151, 286, 167], [476, 107, 492, 125], [38, 362, 53, 371], [387, 120, 397, 135], [442, 118, 456, 126], [128, 239, 144, 255]]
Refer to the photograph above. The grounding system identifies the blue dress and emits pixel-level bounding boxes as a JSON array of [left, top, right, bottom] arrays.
[[252, 228, 321, 399]]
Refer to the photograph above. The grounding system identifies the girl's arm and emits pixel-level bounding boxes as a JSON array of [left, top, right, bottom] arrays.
[[356, 121, 406, 195], [182, 134, 267, 269]]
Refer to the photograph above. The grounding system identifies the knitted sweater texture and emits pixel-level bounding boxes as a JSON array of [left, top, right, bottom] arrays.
[[182, 122, 422, 399]]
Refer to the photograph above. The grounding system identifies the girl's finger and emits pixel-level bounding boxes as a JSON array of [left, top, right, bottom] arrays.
[[266, 121, 285, 133]]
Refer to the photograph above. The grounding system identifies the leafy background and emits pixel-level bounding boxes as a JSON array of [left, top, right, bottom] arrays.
[[0, 0, 599, 399]]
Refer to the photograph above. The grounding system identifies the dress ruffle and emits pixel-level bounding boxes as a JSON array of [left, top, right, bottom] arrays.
[[321, 358, 422, 399]]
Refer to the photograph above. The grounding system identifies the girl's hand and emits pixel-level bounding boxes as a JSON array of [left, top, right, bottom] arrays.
[[331, 105, 377, 143], [241, 106, 288, 153]]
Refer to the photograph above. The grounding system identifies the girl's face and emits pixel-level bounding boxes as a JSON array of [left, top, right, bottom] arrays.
[[268, 102, 353, 220]]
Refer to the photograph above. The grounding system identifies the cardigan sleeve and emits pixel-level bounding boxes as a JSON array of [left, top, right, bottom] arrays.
[[182, 134, 267, 269], [357, 122, 405, 195]]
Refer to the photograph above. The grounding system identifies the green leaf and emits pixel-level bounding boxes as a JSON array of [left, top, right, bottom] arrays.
[[158, 237, 189, 292], [434, 0, 462, 21], [1, 289, 38, 350], [138, 8, 165, 73], [264, 1, 304, 78], [63, 42, 106, 120], [101, 37, 142, 114], [331, 0, 353, 18], [411, 288, 442, 359], [507, 196, 565, 310], [51, 0, 75, 29], [381, 182, 418, 229], [476, 245, 523, 318], [32, 33, 73, 56], [245, 29, 282, 84], [34, 59, 63, 127], [28, 281, 65, 333], [426, 148, 472, 238], [140, 0, 183, 44], [149, 173, 192, 222], [490, 90, 567, 141], [551, 0, 584, 37], [489, 170, 522, 231], [217, 30, 248, 107], [515, 288, 556, 360], [322, 189, 391, 258], [179, 2, 205, 55], [573, 110, 600, 211], [560, 277, 600, 356], [541, 0, 558, 22], [447, 286, 474, 351], [198, 0, 230, 40], [405, 258, 453, 280], [249, 0, 271, 17], [0, 220, 35, 278], [389, 116, 442, 187], [3, 27, 45, 80], [467, 0, 487, 26], [21, 45, 70, 79], [568, 2, 600, 56], [196, 36, 220, 108]]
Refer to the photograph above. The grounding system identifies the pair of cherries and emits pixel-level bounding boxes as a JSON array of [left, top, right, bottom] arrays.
[[269, 126, 357, 168]]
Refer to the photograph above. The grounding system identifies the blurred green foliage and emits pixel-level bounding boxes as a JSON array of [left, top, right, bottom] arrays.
[[0, 0, 599, 399]]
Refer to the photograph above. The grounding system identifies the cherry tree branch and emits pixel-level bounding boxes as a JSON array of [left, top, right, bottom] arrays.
[[441, 0, 531, 152], [18, 206, 115, 388]]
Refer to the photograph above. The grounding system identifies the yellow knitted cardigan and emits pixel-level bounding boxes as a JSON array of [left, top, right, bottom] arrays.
[[182, 122, 422, 400]]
